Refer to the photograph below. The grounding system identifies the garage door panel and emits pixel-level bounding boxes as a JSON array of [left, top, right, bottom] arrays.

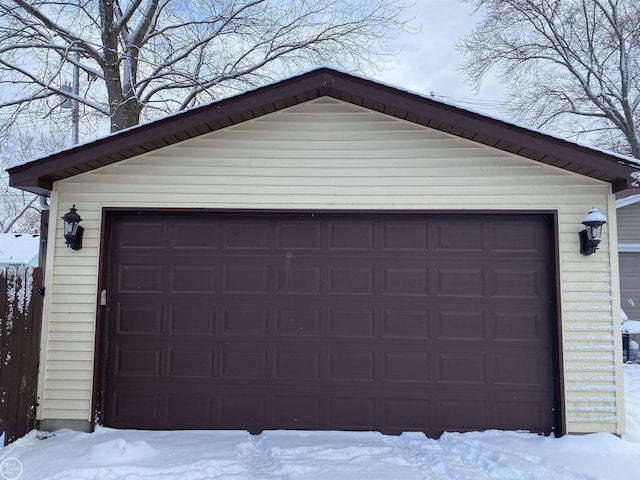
[[493, 353, 550, 386], [274, 396, 322, 428], [221, 345, 269, 379], [384, 398, 431, 431], [118, 263, 165, 292], [275, 348, 322, 380], [434, 389, 551, 434], [328, 266, 375, 295], [382, 351, 430, 382], [490, 220, 545, 253], [435, 306, 547, 342], [117, 221, 167, 250], [169, 305, 216, 335], [171, 221, 221, 250], [329, 396, 376, 428], [104, 212, 555, 435], [223, 265, 270, 293], [382, 267, 429, 295], [327, 347, 376, 381], [493, 311, 544, 342], [437, 352, 487, 384], [108, 388, 161, 427], [114, 345, 162, 377], [170, 264, 216, 293], [438, 398, 488, 432], [222, 305, 269, 335], [382, 221, 429, 250], [492, 267, 545, 299], [276, 265, 322, 294], [166, 392, 214, 425], [117, 303, 163, 334], [220, 391, 267, 428], [224, 220, 271, 250], [329, 221, 375, 250], [276, 221, 323, 250], [382, 309, 430, 338], [495, 394, 551, 432], [435, 267, 484, 297], [167, 347, 215, 377], [328, 307, 375, 337], [436, 310, 486, 340], [276, 309, 321, 336], [434, 221, 484, 252]]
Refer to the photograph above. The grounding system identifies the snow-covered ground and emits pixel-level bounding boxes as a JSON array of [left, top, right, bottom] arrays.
[[2, 365, 639, 480]]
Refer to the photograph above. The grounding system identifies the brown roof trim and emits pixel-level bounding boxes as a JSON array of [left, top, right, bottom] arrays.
[[8, 68, 639, 195]]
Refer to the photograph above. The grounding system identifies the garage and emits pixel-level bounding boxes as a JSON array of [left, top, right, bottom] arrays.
[[11, 68, 634, 436], [102, 211, 557, 436]]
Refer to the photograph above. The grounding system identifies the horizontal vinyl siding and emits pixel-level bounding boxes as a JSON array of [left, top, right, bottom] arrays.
[[40, 97, 623, 434], [617, 203, 640, 243]]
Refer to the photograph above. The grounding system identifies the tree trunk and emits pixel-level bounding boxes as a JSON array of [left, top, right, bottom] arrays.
[[99, 0, 142, 132], [110, 95, 142, 132]]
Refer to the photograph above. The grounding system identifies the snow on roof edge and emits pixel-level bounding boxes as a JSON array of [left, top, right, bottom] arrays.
[[8, 67, 640, 170], [617, 194, 640, 208]]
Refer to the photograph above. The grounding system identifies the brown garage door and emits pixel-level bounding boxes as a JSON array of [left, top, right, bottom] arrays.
[[102, 212, 556, 436]]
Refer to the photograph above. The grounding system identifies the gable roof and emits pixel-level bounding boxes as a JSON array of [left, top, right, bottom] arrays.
[[8, 68, 639, 196]]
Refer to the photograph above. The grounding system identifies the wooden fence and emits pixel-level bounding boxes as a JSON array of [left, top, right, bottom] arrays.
[[0, 267, 43, 445]]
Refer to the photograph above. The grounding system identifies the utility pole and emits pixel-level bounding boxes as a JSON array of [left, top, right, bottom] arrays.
[[46, 51, 80, 272], [71, 51, 80, 145], [61, 51, 80, 145]]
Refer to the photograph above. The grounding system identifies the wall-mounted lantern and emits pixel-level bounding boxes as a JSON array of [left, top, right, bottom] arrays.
[[579, 207, 607, 256], [61, 205, 84, 250]]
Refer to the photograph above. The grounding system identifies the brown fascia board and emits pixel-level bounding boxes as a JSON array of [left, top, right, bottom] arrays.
[[8, 68, 639, 195], [7, 72, 332, 195]]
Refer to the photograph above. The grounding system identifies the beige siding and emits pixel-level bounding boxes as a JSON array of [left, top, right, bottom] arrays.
[[38, 97, 624, 434]]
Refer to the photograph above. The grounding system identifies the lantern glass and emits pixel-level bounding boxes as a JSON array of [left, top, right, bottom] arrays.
[[63, 220, 76, 236], [587, 224, 602, 242], [61, 205, 84, 250]]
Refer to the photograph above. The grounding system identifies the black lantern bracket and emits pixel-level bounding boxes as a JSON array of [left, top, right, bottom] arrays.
[[62, 205, 84, 250], [579, 207, 607, 256]]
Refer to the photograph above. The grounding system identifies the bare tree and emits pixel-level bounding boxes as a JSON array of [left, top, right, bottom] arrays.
[[0, 127, 69, 233], [0, 0, 411, 135], [457, 0, 640, 158]]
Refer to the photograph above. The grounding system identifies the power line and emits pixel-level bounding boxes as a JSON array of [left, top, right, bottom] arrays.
[[432, 94, 510, 112]]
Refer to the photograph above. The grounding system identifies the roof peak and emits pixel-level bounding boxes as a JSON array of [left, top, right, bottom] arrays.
[[9, 68, 639, 195]]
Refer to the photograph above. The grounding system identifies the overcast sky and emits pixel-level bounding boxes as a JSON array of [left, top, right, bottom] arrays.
[[375, 0, 509, 116], [6, 1, 510, 152]]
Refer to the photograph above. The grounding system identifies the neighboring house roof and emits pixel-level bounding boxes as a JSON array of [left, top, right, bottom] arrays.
[[616, 194, 640, 209], [0, 233, 39, 267], [7, 68, 640, 195]]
